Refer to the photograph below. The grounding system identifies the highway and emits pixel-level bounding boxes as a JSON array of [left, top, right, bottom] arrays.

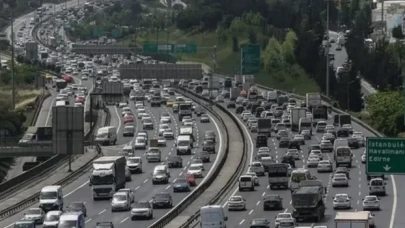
[[197, 80, 399, 228], [0, 91, 224, 228]]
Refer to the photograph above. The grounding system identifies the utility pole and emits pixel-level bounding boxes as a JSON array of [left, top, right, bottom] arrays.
[[326, 0, 330, 98], [11, 9, 16, 110], [209, 46, 217, 108]]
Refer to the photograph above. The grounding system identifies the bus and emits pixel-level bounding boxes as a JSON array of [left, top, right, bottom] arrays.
[[289, 168, 312, 192]]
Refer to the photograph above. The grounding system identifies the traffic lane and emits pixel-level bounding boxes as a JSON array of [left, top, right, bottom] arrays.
[[85, 112, 221, 227]]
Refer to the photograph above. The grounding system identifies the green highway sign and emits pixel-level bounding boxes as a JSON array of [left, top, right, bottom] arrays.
[[111, 29, 122, 38], [92, 28, 105, 37], [143, 43, 197, 54], [366, 137, 405, 174], [240, 44, 261, 74], [143, 43, 175, 54], [175, 44, 197, 53]]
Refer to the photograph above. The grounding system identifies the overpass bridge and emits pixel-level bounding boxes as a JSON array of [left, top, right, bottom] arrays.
[[0, 143, 53, 157]]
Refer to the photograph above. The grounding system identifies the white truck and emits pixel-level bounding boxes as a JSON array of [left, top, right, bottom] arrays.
[[243, 75, 254, 83], [90, 156, 126, 200], [242, 82, 252, 91], [179, 126, 194, 141], [290, 108, 307, 132], [230, 87, 241, 100], [306, 93, 322, 112], [267, 91, 278, 103], [334, 211, 374, 228]]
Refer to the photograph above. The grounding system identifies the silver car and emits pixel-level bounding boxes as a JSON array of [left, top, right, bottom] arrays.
[[227, 195, 246, 211], [332, 174, 349, 187], [111, 192, 131, 211], [23, 208, 45, 224], [333, 193, 351, 209], [317, 160, 333, 172], [362, 195, 380, 210]]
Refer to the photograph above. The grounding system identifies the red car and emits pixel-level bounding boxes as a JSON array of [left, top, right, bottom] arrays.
[[184, 173, 197, 186], [124, 115, 134, 124], [75, 97, 85, 104]]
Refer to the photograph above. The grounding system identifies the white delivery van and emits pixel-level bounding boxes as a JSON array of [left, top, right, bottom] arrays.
[[58, 212, 85, 228], [95, 126, 117, 145], [289, 169, 311, 192], [369, 178, 386, 196], [39, 185, 64, 212], [176, 135, 192, 155], [238, 175, 255, 191], [200, 205, 227, 228], [334, 138, 348, 151]]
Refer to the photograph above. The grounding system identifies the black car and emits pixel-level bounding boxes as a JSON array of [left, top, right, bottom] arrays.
[[337, 128, 350, 137], [281, 155, 295, 168], [96, 222, 114, 228], [256, 135, 268, 148], [152, 192, 173, 209], [263, 194, 283, 210], [288, 139, 301, 150], [279, 137, 290, 148], [204, 131, 216, 143], [202, 140, 215, 153], [236, 106, 244, 114], [227, 102, 236, 108], [250, 218, 270, 228], [167, 155, 182, 168], [348, 138, 360, 149]]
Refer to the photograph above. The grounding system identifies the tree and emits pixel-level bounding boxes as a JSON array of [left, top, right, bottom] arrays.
[[248, 29, 257, 44], [232, 36, 239, 52], [282, 30, 297, 64], [392, 25, 404, 40], [263, 37, 284, 72], [366, 91, 404, 136]]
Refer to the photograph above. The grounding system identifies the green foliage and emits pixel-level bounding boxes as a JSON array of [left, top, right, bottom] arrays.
[[263, 37, 284, 72], [366, 91, 405, 136], [392, 25, 404, 40], [248, 29, 257, 44], [232, 36, 239, 52], [0, 60, 41, 85]]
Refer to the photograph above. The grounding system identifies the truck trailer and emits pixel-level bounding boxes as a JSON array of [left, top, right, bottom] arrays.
[[257, 118, 272, 137], [306, 93, 322, 112], [292, 180, 325, 222], [90, 156, 126, 200], [334, 211, 374, 228], [290, 108, 306, 132]]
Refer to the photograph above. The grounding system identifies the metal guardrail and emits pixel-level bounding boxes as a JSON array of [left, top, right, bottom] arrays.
[[148, 88, 231, 228], [177, 88, 249, 228], [0, 105, 110, 220], [30, 92, 52, 126], [148, 87, 247, 228]]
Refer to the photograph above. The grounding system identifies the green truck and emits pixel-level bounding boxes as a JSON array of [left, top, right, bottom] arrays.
[[292, 180, 325, 222]]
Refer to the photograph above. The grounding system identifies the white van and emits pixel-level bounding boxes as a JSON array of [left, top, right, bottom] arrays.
[[334, 138, 348, 151], [289, 169, 311, 192], [95, 126, 117, 145], [56, 100, 67, 107], [176, 135, 192, 155], [238, 175, 255, 191], [200, 205, 227, 228], [369, 178, 386, 196], [39, 185, 64, 212], [58, 212, 85, 228]]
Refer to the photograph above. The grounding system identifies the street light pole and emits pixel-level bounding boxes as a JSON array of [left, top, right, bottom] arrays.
[[10, 9, 16, 110], [326, 0, 330, 98], [347, 80, 355, 110]]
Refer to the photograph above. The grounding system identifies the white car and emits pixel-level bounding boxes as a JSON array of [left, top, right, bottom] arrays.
[[286, 149, 299, 160], [333, 193, 351, 209], [309, 150, 323, 160], [362, 195, 380, 210], [245, 172, 259, 186], [135, 101, 144, 108], [227, 195, 246, 211], [200, 114, 210, 123], [131, 201, 153, 220], [118, 102, 127, 108], [111, 192, 131, 211], [183, 121, 193, 127], [157, 137, 166, 146], [190, 158, 204, 171], [342, 124, 353, 133], [307, 155, 320, 167], [275, 213, 295, 226], [243, 113, 252, 121], [258, 147, 270, 153], [187, 164, 203, 178], [23, 208, 45, 224], [352, 131, 365, 146], [332, 174, 349, 187], [134, 137, 147, 149], [249, 162, 265, 176], [159, 124, 170, 136], [317, 160, 333, 172], [138, 112, 146, 119], [163, 130, 174, 139], [142, 114, 152, 121], [361, 150, 366, 163]]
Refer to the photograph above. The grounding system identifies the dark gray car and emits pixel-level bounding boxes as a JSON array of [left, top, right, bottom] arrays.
[[123, 125, 135, 137], [202, 140, 215, 153], [195, 151, 210, 163], [173, 178, 190, 192], [152, 192, 173, 209]]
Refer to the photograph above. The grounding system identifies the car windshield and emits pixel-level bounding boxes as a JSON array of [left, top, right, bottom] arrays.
[[229, 197, 242, 201], [45, 214, 60, 221], [277, 214, 291, 219], [40, 191, 57, 199], [58, 220, 76, 228], [192, 159, 203, 164], [113, 195, 127, 201], [265, 196, 279, 201], [335, 195, 348, 200], [127, 158, 140, 163], [136, 138, 145, 143], [155, 194, 170, 200], [143, 119, 152, 123], [364, 196, 377, 201], [134, 202, 149, 208], [178, 141, 189, 146], [27, 209, 41, 215], [175, 178, 188, 184], [204, 141, 214, 145], [189, 166, 200, 171], [252, 219, 267, 225]]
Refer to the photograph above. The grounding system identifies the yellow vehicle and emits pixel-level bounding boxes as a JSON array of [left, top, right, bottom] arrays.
[[173, 103, 179, 113], [166, 99, 174, 107]]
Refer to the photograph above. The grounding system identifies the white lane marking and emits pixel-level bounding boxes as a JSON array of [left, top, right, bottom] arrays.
[[143, 179, 148, 183], [283, 208, 288, 213], [135, 186, 140, 190], [165, 185, 170, 190], [85, 219, 92, 223], [256, 201, 260, 206], [45, 96, 56, 126], [65, 181, 89, 197], [98, 209, 106, 215], [390, 175, 398, 228], [120, 217, 129, 223], [262, 192, 265, 196], [239, 219, 245, 225], [114, 106, 122, 134], [248, 209, 254, 215]]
